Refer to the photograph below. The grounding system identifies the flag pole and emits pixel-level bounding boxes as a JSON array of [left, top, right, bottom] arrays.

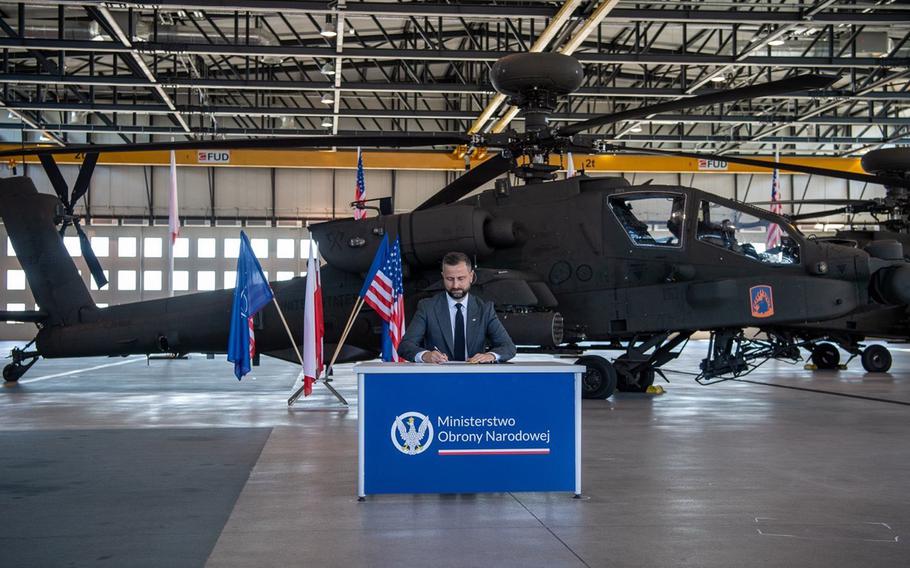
[[325, 296, 365, 376], [271, 296, 304, 367], [289, 295, 363, 405], [281, 293, 349, 407]]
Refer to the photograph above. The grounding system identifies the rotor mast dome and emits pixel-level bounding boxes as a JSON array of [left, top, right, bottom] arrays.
[[490, 53, 584, 133]]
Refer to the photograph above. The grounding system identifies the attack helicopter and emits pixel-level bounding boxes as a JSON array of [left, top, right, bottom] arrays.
[[746, 147, 910, 373], [2, 52, 910, 400]]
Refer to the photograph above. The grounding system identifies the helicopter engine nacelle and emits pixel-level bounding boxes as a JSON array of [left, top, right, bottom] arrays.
[[864, 240, 904, 261], [406, 205, 494, 265], [312, 205, 500, 272], [871, 264, 910, 305], [499, 311, 564, 347]]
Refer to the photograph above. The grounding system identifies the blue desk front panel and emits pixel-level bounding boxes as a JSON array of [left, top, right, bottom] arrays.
[[362, 371, 577, 494]]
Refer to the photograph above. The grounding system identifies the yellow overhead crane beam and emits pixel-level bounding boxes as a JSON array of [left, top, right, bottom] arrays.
[[0, 144, 862, 175]]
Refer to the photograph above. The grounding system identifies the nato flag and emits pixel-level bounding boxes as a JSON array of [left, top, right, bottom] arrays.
[[227, 231, 274, 379]]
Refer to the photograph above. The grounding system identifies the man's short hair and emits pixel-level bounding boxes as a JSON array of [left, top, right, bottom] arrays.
[[441, 251, 472, 271]]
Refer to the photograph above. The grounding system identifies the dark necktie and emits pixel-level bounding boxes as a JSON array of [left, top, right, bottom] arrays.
[[453, 303, 465, 361]]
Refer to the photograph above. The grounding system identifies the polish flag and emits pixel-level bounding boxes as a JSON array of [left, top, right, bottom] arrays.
[[168, 150, 180, 244], [302, 240, 324, 396], [168, 150, 180, 297]]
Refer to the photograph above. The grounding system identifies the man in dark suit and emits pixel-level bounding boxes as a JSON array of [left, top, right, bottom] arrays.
[[398, 252, 516, 364]]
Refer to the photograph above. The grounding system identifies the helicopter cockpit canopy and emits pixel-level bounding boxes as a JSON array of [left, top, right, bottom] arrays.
[[609, 193, 686, 248], [697, 198, 800, 265]]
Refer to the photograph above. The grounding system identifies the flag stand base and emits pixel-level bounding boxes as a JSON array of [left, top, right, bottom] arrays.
[[287, 377, 349, 407]]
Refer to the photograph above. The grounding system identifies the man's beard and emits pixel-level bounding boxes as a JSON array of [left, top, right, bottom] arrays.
[[446, 287, 467, 300]]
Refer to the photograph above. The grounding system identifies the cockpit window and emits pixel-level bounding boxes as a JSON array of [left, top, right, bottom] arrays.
[[697, 199, 799, 265], [609, 193, 685, 248]]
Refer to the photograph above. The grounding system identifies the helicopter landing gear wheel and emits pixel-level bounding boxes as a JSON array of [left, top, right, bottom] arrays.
[[616, 355, 655, 392], [616, 366, 656, 393], [861, 345, 892, 373], [4, 347, 39, 383], [811, 343, 840, 370], [576, 355, 617, 400], [4, 363, 26, 383]]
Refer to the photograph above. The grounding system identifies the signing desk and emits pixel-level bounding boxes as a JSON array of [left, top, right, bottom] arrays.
[[355, 362, 583, 498]]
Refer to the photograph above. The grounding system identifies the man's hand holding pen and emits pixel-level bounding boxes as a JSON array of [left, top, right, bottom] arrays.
[[421, 346, 449, 364]]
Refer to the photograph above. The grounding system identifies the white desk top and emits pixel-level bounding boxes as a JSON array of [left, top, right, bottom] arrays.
[[354, 362, 585, 374]]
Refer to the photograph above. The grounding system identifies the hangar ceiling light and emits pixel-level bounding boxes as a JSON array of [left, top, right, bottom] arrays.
[[320, 14, 337, 38]]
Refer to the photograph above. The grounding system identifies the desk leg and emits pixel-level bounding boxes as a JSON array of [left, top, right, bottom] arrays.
[[358, 373, 365, 499], [575, 371, 582, 496]]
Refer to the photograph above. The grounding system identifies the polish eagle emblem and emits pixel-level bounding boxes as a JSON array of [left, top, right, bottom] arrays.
[[390, 412, 434, 455]]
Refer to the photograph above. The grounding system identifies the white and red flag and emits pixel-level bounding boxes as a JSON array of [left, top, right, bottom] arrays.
[[302, 240, 324, 396], [169, 150, 180, 244], [167, 150, 180, 296]]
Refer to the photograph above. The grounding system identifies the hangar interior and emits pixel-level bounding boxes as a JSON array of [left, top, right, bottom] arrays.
[[1, 1, 909, 567]]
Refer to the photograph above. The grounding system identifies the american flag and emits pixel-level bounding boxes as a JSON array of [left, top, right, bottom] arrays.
[[766, 166, 783, 249], [354, 147, 367, 220], [360, 235, 406, 362]]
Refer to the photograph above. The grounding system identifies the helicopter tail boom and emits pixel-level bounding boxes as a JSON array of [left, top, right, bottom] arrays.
[[0, 177, 97, 327]]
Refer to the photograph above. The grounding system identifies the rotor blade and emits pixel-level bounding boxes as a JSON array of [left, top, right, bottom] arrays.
[[70, 152, 100, 207], [0, 133, 470, 159], [786, 207, 853, 221], [37, 154, 70, 206], [601, 145, 910, 189], [751, 199, 867, 206], [558, 74, 837, 137], [414, 154, 513, 211], [74, 221, 108, 289]]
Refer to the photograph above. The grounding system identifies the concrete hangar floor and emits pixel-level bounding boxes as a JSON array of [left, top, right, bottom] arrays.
[[0, 340, 907, 568]]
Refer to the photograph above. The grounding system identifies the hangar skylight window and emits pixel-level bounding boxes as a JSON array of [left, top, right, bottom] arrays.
[[117, 270, 136, 291], [251, 238, 269, 259], [173, 237, 189, 258], [277, 271, 295, 281], [90, 270, 110, 291], [7, 269, 26, 290], [173, 271, 189, 291], [198, 238, 216, 258], [144, 270, 162, 291], [300, 239, 317, 258], [224, 238, 240, 258], [63, 236, 81, 256], [6, 303, 25, 324], [90, 237, 109, 257], [198, 271, 216, 291], [277, 239, 295, 259], [144, 237, 162, 258], [118, 237, 137, 258], [224, 271, 236, 289]]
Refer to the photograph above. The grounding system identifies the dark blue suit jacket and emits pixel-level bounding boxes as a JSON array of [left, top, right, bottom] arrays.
[[398, 293, 516, 362]]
